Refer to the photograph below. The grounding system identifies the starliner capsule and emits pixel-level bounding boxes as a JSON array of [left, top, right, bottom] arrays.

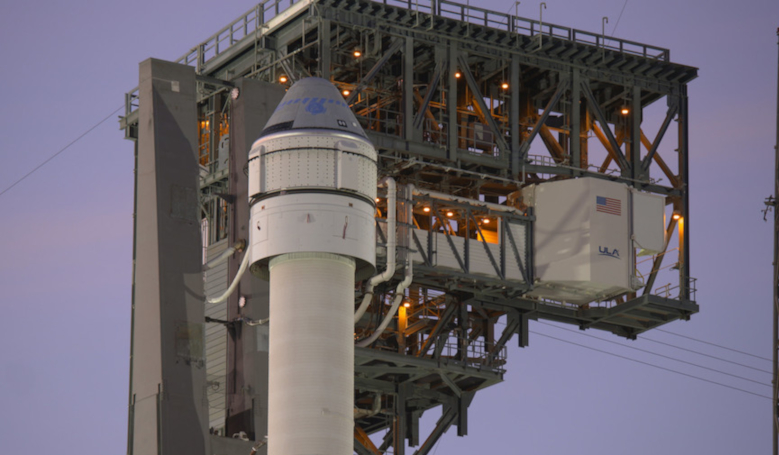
[[247, 77, 377, 455]]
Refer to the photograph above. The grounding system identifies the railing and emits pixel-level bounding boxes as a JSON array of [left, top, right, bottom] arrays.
[[434, 0, 669, 61], [655, 276, 697, 301], [406, 336, 507, 372], [123, 0, 671, 121], [124, 0, 306, 119]]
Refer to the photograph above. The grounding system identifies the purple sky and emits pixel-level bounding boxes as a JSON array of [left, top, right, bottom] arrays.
[[1, 0, 777, 453]]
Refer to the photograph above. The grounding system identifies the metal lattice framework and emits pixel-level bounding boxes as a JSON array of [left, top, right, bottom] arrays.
[[121, 1, 699, 454]]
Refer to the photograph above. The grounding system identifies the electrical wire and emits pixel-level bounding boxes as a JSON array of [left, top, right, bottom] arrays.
[[654, 328, 772, 362], [532, 331, 772, 400], [0, 105, 124, 199], [641, 335, 772, 374], [611, 0, 629, 36], [537, 322, 770, 387]]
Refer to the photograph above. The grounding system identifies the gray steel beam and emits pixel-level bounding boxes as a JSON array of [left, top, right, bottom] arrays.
[[319, 19, 331, 79], [447, 45, 458, 161], [225, 78, 285, 443], [510, 55, 521, 176], [456, 54, 510, 157], [413, 60, 443, 129], [570, 69, 581, 169], [346, 37, 404, 105], [517, 80, 566, 162], [129, 58, 208, 455], [580, 80, 630, 172], [630, 84, 642, 181], [641, 101, 679, 177], [679, 85, 691, 300], [404, 36, 416, 142]]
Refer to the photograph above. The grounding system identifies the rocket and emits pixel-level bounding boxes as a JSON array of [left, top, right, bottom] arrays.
[[247, 77, 378, 455]]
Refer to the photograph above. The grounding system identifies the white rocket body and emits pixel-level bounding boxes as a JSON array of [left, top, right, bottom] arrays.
[[247, 78, 377, 455]]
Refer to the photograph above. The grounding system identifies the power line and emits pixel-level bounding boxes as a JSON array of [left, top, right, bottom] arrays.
[[655, 328, 771, 362], [537, 322, 770, 388], [0, 105, 124, 199], [641, 335, 772, 374], [532, 331, 772, 401], [611, 0, 629, 36]]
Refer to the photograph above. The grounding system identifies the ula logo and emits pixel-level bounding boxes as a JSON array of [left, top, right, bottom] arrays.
[[598, 246, 620, 259]]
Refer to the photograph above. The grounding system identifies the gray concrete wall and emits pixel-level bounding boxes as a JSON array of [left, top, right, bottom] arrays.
[[130, 58, 208, 455]]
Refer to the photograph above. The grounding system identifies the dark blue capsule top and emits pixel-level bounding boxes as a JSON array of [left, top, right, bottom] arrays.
[[259, 77, 368, 139]]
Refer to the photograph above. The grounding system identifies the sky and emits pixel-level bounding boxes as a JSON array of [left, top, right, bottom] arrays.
[[0, 0, 777, 453]]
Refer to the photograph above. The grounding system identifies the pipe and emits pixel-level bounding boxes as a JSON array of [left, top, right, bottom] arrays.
[[412, 187, 524, 215], [203, 239, 246, 271], [353, 394, 382, 419], [206, 247, 251, 304], [356, 185, 413, 347], [354, 177, 397, 323]]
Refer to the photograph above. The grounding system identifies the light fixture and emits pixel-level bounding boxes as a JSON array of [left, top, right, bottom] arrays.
[[353, 50, 362, 57], [455, 71, 462, 79], [342, 89, 350, 96], [672, 211, 681, 220], [446, 211, 454, 217], [482, 218, 490, 224], [403, 301, 411, 308], [230, 87, 241, 100], [422, 206, 431, 213], [279, 75, 288, 83], [501, 82, 509, 89], [621, 107, 629, 115], [375, 197, 381, 202]]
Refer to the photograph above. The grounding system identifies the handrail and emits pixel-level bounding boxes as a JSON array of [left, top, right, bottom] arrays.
[[121, 0, 671, 121]]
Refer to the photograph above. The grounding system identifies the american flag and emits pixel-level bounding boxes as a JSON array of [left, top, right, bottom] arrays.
[[596, 196, 621, 216]]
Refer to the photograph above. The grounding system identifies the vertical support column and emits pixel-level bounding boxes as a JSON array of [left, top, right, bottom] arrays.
[[678, 85, 690, 300], [510, 55, 521, 176], [630, 85, 643, 182], [130, 58, 208, 455], [404, 36, 415, 142], [447, 44, 458, 161], [570, 69, 581, 171], [226, 78, 286, 444], [393, 384, 408, 455], [319, 19, 331, 80]]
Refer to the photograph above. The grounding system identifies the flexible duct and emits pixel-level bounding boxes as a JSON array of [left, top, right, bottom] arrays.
[[354, 177, 397, 324], [203, 239, 246, 271], [356, 186, 413, 347], [206, 247, 251, 304]]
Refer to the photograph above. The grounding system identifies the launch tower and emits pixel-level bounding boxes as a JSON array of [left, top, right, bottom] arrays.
[[120, 1, 698, 454]]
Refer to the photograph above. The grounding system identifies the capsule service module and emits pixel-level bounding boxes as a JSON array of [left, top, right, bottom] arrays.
[[246, 77, 377, 455]]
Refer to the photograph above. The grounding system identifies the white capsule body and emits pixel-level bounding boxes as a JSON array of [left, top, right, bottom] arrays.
[[247, 77, 377, 455]]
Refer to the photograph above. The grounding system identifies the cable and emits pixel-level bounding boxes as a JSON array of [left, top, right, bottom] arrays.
[[610, 0, 629, 36], [536, 322, 770, 387], [532, 331, 772, 401], [0, 105, 124, 199], [641, 335, 772, 374], [655, 328, 771, 362]]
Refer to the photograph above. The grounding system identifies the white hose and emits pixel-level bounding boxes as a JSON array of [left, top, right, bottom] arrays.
[[354, 177, 397, 323], [356, 184, 413, 347], [206, 247, 252, 304], [203, 239, 246, 271], [355, 255, 412, 347]]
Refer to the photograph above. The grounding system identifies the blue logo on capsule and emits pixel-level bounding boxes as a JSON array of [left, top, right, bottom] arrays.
[[306, 98, 327, 115], [598, 246, 620, 259]]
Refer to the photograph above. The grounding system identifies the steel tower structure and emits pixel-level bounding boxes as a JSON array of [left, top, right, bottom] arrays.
[[120, 1, 698, 454]]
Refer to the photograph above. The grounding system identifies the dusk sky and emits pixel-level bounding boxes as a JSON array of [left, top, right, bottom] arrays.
[[1, 0, 777, 453]]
